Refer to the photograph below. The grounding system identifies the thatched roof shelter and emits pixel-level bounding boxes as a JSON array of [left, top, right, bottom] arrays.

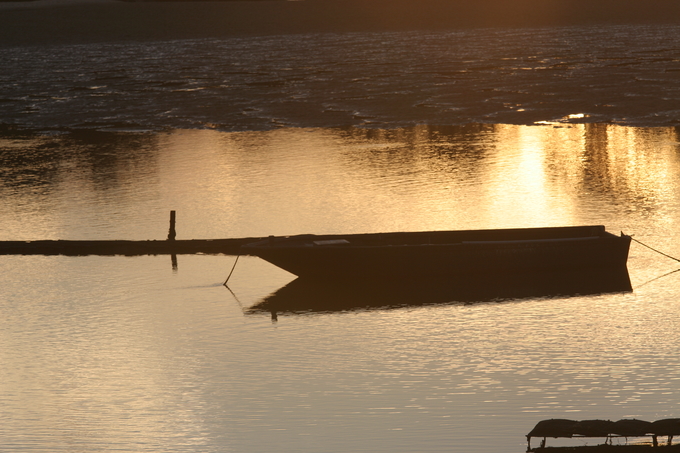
[[527, 418, 680, 451]]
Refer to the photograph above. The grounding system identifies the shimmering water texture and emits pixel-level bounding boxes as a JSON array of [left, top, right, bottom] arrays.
[[2, 124, 680, 245], [3, 11, 680, 452], [2, 25, 680, 131], [2, 124, 680, 453]]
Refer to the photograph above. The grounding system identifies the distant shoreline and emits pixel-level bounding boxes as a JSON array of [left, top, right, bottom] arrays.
[[0, 0, 280, 1], [113, 0, 282, 2], [2, 0, 680, 47]]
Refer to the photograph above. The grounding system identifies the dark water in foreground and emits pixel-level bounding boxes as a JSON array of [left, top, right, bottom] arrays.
[[2, 19, 680, 453]]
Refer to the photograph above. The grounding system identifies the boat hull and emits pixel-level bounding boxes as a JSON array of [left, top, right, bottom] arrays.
[[242, 225, 631, 281]]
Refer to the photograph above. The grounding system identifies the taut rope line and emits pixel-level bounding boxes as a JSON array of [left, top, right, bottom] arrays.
[[223, 254, 241, 286], [636, 267, 680, 289], [629, 236, 680, 263]]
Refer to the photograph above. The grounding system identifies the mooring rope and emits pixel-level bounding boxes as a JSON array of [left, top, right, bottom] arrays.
[[629, 236, 680, 263], [223, 254, 241, 286], [636, 267, 680, 289]]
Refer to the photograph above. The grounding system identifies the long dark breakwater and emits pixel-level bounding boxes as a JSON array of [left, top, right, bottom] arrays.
[[0, 238, 261, 256], [0, 211, 261, 256]]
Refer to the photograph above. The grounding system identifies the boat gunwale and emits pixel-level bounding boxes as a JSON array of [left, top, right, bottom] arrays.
[[242, 226, 622, 250]]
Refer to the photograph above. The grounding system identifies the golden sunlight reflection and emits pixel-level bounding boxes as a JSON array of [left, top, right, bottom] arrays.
[[534, 113, 589, 125], [602, 127, 680, 221], [1, 124, 680, 243], [482, 124, 576, 228]]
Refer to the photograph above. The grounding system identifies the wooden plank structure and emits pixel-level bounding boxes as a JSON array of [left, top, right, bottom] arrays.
[[0, 211, 263, 257], [527, 419, 680, 451], [0, 238, 262, 257]]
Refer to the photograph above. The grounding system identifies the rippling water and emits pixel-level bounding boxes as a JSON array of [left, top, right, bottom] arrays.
[[3, 11, 680, 453], [2, 123, 680, 452], [2, 25, 680, 130]]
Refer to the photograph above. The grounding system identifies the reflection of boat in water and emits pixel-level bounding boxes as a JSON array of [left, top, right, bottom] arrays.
[[242, 225, 631, 281], [245, 266, 632, 315]]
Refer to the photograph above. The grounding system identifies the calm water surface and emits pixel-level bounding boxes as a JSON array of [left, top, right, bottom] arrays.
[[3, 14, 680, 453], [2, 124, 680, 452]]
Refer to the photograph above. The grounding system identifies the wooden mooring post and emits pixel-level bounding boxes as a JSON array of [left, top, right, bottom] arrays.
[[167, 210, 177, 241]]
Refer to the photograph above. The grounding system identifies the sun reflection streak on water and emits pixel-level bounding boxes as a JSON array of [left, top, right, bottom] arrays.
[[2, 124, 680, 244]]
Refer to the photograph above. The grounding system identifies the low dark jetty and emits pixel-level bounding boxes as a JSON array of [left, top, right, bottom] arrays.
[[0, 238, 263, 256], [0, 212, 265, 256]]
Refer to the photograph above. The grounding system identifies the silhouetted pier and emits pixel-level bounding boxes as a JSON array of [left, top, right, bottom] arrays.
[[0, 211, 261, 257], [0, 238, 262, 256]]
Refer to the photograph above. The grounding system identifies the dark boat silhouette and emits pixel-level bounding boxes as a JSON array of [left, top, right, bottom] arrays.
[[242, 225, 631, 281]]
